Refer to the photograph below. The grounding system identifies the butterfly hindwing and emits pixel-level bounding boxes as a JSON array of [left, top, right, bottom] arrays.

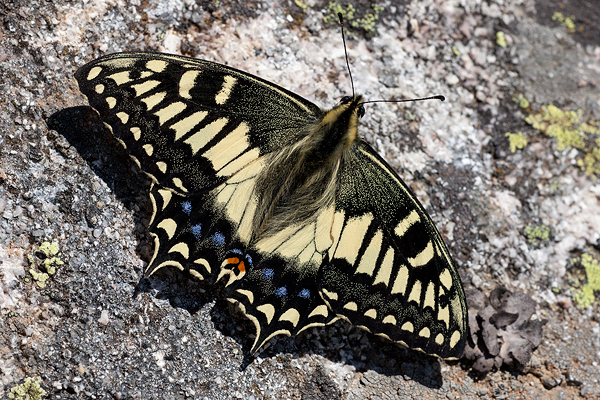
[[149, 159, 339, 352], [146, 151, 269, 282], [146, 184, 233, 281], [319, 142, 467, 358], [225, 252, 339, 352]]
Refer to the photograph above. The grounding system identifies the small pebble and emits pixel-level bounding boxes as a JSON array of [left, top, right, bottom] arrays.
[[98, 310, 109, 326]]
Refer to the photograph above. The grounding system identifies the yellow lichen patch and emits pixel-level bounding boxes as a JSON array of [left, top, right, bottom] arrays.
[[577, 139, 600, 176], [512, 93, 530, 109], [322, 2, 383, 33], [505, 132, 528, 153], [27, 241, 63, 288], [496, 31, 507, 48], [571, 251, 600, 310], [294, 0, 309, 11], [525, 104, 600, 177], [552, 12, 576, 33], [8, 376, 46, 400]]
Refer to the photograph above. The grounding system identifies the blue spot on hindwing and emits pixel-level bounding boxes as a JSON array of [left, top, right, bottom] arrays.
[[274, 286, 287, 297], [190, 224, 202, 239], [262, 269, 274, 280], [181, 201, 192, 215], [298, 289, 311, 299], [211, 232, 225, 246]]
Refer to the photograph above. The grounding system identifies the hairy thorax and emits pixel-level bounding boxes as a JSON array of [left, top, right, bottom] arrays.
[[250, 95, 364, 244]]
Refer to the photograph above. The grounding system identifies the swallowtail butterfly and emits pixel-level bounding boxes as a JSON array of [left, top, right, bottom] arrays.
[[75, 35, 467, 359]]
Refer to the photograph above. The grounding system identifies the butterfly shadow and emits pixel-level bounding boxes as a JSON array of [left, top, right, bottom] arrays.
[[239, 320, 448, 388], [48, 106, 154, 217], [48, 106, 448, 388], [135, 266, 448, 389], [49, 105, 219, 301]]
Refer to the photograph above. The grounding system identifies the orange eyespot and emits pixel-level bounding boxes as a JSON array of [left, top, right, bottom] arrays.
[[226, 257, 240, 265], [226, 257, 246, 273]]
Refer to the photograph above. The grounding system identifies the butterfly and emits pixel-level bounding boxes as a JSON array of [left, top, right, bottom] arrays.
[[75, 47, 467, 359]]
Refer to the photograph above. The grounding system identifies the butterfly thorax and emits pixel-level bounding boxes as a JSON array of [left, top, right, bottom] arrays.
[[249, 95, 364, 243]]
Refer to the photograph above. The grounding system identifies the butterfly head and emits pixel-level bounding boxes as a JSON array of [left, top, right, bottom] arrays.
[[339, 95, 366, 119], [316, 95, 365, 154]]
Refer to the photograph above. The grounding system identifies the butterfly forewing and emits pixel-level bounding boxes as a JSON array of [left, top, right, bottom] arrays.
[[75, 51, 467, 360], [75, 52, 322, 195]]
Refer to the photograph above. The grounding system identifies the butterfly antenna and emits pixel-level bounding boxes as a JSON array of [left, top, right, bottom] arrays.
[[363, 95, 446, 105], [338, 13, 355, 97], [337, 13, 443, 106]]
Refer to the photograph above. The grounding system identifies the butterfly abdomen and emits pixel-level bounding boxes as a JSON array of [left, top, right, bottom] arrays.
[[249, 95, 363, 242], [250, 137, 338, 242]]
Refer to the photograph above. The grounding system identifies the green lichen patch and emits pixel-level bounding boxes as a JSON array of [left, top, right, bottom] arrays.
[[525, 104, 600, 177], [524, 224, 550, 248], [570, 250, 600, 310], [505, 131, 528, 153], [546, 180, 561, 192], [8, 377, 46, 400], [27, 241, 63, 288], [322, 2, 383, 33]]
